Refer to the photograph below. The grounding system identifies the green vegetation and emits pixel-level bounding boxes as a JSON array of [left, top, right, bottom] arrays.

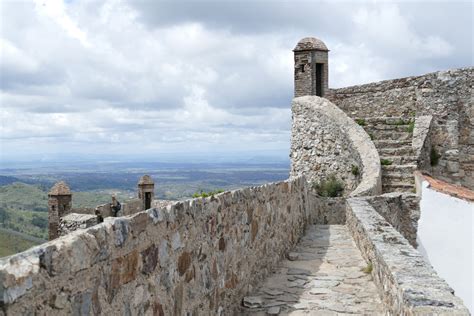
[[192, 189, 224, 198], [355, 118, 366, 126], [430, 147, 441, 166], [0, 229, 40, 258], [380, 159, 393, 166], [362, 262, 373, 274], [406, 121, 415, 133], [351, 165, 360, 176], [368, 132, 374, 140], [312, 175, 344, 197]]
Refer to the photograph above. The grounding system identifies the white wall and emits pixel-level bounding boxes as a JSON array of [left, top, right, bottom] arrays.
[[417, 181, 473, 312]]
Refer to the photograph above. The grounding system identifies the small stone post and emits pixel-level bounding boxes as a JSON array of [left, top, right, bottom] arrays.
[[48, 181, 72, 240], [138, 175, 155, 210]]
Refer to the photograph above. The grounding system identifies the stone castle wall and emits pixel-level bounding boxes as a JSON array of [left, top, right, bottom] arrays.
[[346, 198, 469, 314], [291, 96, 381, 197], [327, 67, 473, 189], [0, 177, 311, 315]]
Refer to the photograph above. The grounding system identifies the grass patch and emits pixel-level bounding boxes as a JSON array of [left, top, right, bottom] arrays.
[[192, 189, 224, 198], [351, 165, 360, 176], [430, 147, 441, 166], [362, 262, 373, 274], [380, 159, 393, 166], [355, 119, 366, 126], [312, 175, 344, 197]]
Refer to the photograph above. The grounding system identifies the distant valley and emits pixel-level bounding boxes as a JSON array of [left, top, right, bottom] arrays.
[[0, 161, 289, 257]]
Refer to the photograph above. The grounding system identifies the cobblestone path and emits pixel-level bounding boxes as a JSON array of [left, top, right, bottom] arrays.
[[240, 225, 384, 315]]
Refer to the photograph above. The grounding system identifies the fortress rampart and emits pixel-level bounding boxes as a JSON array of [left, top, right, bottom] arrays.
[[0, 37, 471, 314], [327, 67, 473, 189]]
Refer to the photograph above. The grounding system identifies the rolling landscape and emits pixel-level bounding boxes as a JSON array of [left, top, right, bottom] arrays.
[[0, 160, 290, 257]]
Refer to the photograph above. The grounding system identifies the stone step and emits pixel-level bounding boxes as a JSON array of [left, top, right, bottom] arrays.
[[379, 155, 418, 165], [368, 130, 412, 141], [382, 181, 415, 193], [382, 164, 417, 172], [383, 177, 415, 185], [373, 140, 413, 148], [365, 124, 413, 132], [355, 116, 413, 125], [382, 172, 415, 182], [378, 146, 414, 156]]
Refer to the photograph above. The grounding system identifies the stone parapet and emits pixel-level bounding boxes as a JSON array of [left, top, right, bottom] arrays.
[[363, 193, 420, 247], [346, 198, 469, 314], [412, 115, 433, 171], [0, 177, 310, 315]]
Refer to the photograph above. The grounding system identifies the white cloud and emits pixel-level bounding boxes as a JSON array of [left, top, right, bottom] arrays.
[[0, 0, 470, 161]]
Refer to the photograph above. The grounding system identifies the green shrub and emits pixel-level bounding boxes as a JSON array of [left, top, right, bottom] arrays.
[[380, 159, 393, 166], [355, 118, 366, 126], [430, 147, 441, 166], [192, 189, 224, 198], [362, 262, 373, 274], [368, 132, 374, 140], [406, 121, 415, 133], [351, 165, 360, 176], [312, 175, 344, 197]]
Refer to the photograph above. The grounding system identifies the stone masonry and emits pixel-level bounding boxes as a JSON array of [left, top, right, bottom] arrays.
[[0, 37, 470, 315], [327, 67, 474, 189]]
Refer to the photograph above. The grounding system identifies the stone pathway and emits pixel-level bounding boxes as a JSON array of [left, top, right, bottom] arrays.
[[240, 225, 384, 315]]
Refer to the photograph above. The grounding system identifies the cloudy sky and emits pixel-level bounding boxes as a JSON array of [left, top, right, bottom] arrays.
[[0, 0, 472, 163]]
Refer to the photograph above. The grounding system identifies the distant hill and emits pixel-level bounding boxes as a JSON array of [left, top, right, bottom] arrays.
[[0, 175, 22, 186], [0, 228, 41, 258]]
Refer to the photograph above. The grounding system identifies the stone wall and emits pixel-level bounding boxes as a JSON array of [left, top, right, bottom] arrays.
[[0, 177, 311, 315], [412, 115, 433, 171], [327, 67, 474, 189], [363, 193, 420, 247], [346, 198, 469, 314], [290, 96, 381, 197], [59, 213, 100, 237], [309, 194, 346, 225]]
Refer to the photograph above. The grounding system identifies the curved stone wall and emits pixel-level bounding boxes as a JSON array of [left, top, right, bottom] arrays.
[[290, 96, 381, 197], [0, 177, 310, 315]]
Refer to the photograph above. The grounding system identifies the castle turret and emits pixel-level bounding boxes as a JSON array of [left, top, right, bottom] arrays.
[[294, 37, 329, 97], [138, 175, 155, 210], [48, 181, 72, 240]]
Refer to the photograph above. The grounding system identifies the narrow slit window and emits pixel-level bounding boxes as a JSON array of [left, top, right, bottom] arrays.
[[300, 64, 305, 72]]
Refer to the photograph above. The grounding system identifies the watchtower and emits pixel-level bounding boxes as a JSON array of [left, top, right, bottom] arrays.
[[48, 181, 72, 240], [294, 37, 329, 97], [138, 175, 155, 210]]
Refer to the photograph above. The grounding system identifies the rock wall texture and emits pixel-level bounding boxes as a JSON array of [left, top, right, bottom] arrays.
[[327, 67, 474, 189], [346, 198, 469, 315], [363, 193, 420, 247], [0, 177, 311, 315], [412, 115, 433, 171], [59, 213, 100, 237], [290, 96, 381, 197]]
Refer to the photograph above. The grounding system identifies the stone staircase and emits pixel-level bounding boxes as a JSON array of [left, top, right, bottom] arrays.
[[358, 117, 417, 193]]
